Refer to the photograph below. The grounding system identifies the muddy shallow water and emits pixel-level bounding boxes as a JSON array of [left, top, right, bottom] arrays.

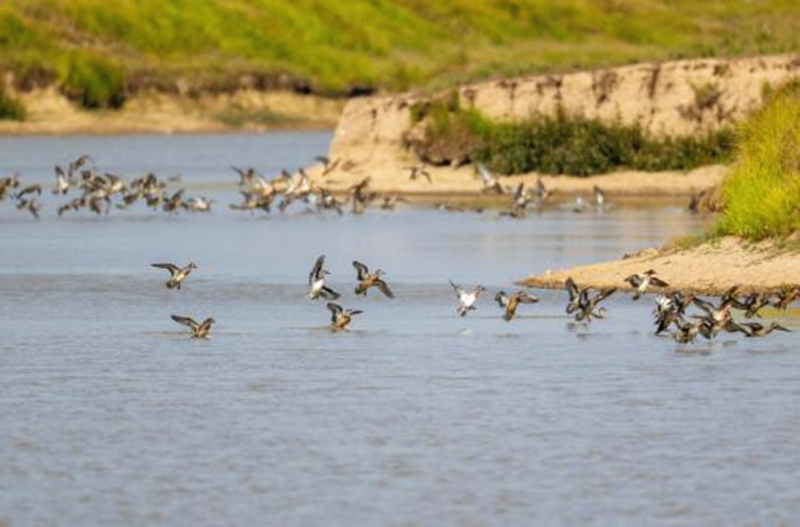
[[1, 134, 799, 526]]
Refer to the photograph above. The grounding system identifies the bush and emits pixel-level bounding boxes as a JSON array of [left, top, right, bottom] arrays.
[[0, 84, 25, 120], [715, 83, 800, 240], [59, 52, 127, 109], [412, 103, 736, 176]]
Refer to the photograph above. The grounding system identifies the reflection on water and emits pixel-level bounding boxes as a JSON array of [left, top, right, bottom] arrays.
[[1, 134, 799, 526]]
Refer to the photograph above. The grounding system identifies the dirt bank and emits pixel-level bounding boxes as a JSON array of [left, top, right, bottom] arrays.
[[311, 53, 798, 195], [0, 87, 344, 135], [517, 237, 800, 295]]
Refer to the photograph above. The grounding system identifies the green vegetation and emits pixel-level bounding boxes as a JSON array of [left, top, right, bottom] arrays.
[[409, 96, 736, 176], [1, 1, 799, 108], [0, 84, 25, 121], [715, 83, 800, 240]]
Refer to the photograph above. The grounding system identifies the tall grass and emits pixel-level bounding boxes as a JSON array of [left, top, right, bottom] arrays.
[[0, 84, 26, 121], [715, 84, 800, 240], [1, 0, 799, 101]]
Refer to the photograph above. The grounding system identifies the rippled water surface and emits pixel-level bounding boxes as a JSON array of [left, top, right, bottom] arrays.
[[2, 134, 800, 526]]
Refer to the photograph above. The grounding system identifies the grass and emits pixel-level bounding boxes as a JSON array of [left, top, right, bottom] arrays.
[[1, 1, 800, 108], [715, 83, 800, 240], [409, 96, 736, 176], [0, 84, 25, 121]]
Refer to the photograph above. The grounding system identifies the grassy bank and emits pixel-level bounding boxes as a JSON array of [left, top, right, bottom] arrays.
[[408, 94, 736, 176], [1, 1, 800, 113], [715, 83, 800, 240]]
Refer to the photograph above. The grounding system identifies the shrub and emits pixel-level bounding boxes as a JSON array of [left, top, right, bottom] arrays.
[[58, 52, 127, 109], [0, 84, 25, 120]]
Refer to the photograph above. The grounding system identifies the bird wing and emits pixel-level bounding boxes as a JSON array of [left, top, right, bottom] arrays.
[[565, 277, 579, 302], [624, 274, 642, 288], [376, 280, 395, 299], [649, 277, 669, 287], [692, 297, 715, 314], [449, 280, 465, 297], [151, 263, 179, 275], [517, 291, 540, 304], [477, 164, 492, 184], [353, 261, 370, 281], [171, 315, 199, 330], [326, 302, 343, 322], [495, 292, 507, 308], [310, 255, 325, 285], [592, 287, 617, 306]]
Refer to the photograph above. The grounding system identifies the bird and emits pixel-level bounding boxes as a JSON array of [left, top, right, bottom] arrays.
[[170, 315, 215, 339], [672, 319, 706, 344], [15, 184, 42, 199], [353, 261, 394, 298], [16, 198, 41, 219], [450, 281, 485, 317], [573, 287, 617, 322], [593, 185, 606, 209], [495, 290, 539, 321], [151, 262, 198, 290], [624, 270, 669, 300], [772, 286, 800, 310], [349, 177, 373, 214], [316, 156, 341, 176], [476, 164, 504, 194], [308, 255, 340, 301], [327, 302, 363, 331], [53, 166, 71, 195], [691, 286, 741, 337], [406, 165, 432, 183], [186, 196, 212, 212], [736, 291, 772, 318], [735, 321, 791, 337], [380, 195, 407, 210]]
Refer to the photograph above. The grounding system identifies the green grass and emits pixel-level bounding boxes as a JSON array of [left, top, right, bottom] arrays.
[[1, 1, 800, 108], [0, 83, 25, 121], [715, 83, 800, 240], [409, 97, 736, 176]]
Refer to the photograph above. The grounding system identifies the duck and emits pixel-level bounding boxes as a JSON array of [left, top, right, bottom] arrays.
[[593, 185, 606, 209], [16, 198, 41, 219], [624, 270, 669, 300], [495, 290, 539, 321], [170, 315, 215, 339], [349, 177, 372, 214], [476, 164, 505, 194], [186, 196, 213, 212], [53, 166, 71, 195], [327, 302, 362, 331], [736, 291, 772, 318], [735, 321, 791, 337], [691, 286, 740, 336], [379, 195, 407, 210], [151, 262, 198, 290], [0, 174, 20, 201], [231, 166, 261, 187], [16, 184, 42, 199], [353, 261, 395, 298], [315, 155, 341, 176], [573, 287, 617, 322], [405, 165, 432, 183], [672, 320, 705, 344], [308, 255, 340, 301], [772, 286, 800, 310], [449, 281, 485, 317]]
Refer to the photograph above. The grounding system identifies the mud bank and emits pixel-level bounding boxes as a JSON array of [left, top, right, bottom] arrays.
[[518, 237, 800, 295], [313, 54, 799, 194]]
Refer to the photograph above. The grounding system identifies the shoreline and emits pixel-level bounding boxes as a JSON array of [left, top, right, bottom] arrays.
[[517, 236, 800, 295]]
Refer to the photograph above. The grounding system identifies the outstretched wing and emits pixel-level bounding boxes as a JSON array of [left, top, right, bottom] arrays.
[[565, 277, 579, 302], [353, 261, 370, 281], [649, 277, 669, 288], [692, 297, 716, 314], [171, 315, 199, 330], [517, 291, 540, 304], [376, 280, 395, 299], [151, 263, 179, 275], [326, 302, 343, 323], [624, 274, 642, 288], [592, 287, 617, 306], [310, 255, 325, 285], [449, 280, 465, 297]]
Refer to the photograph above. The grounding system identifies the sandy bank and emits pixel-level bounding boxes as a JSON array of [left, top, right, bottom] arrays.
[[304, 159, 725, 198], [518, 237, 800, 295], [0, 88, 344, 135]]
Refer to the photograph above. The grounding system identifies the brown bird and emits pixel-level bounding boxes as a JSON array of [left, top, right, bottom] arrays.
[[353, 261, 394, 298], [624, 270, 669, 300], [495, 290, 540, 321], [151, 262, 198, 290], [327, 303, 363, 331], [171, 315, 215, 339], [405, 165, 432, 183]]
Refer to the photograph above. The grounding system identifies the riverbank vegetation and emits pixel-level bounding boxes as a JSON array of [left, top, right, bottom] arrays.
[[715, 83, 800, 240], [408, 94, 736, 176], [0, 84, 25, 121], [1, 1, 799, 115]]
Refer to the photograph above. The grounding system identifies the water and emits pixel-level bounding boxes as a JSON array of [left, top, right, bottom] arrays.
[[1, 134, 799, 526]]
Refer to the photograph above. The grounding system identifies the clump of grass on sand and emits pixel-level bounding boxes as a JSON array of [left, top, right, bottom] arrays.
[[715, 83, 800, 240], [409, 96, 736, 176]]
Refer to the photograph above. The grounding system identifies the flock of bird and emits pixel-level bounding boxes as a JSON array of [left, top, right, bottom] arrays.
[[1, 155, 624, 221], [153, 256, 795, 345]]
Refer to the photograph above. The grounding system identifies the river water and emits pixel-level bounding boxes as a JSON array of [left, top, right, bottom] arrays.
[[1, 133, 799, 526]]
